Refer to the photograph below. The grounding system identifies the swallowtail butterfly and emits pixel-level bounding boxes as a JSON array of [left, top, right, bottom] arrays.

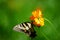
[[13, 22, 36, 38]]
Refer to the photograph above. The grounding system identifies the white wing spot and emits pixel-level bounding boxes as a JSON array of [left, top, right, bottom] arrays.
[[27, 23, 31, 28], [23, 23, 29, 30], [19, 24, 25, 30]]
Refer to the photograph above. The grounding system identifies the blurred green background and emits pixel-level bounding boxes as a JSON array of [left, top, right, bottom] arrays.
[[0, 0, 60, 40]]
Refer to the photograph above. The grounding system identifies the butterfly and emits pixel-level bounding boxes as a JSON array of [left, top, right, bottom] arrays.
[[13, 22, 36, 38]]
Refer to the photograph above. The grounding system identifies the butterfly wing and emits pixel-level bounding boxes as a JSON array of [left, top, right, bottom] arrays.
[[13, 22, 36, 38]]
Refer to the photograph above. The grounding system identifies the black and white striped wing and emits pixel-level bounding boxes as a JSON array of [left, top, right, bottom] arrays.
[[13, 22, 36, 38], [13, 22, 31, 32]]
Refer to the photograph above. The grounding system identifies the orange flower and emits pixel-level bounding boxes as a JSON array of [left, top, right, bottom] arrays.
[[32, 9, 42, 18], [30, 9, 44, 27]]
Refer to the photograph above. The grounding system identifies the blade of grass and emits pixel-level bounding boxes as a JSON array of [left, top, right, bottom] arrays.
[[44, 17, 59, 34], [41, 32, 50, 40], [36, 27, 50, 40]]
